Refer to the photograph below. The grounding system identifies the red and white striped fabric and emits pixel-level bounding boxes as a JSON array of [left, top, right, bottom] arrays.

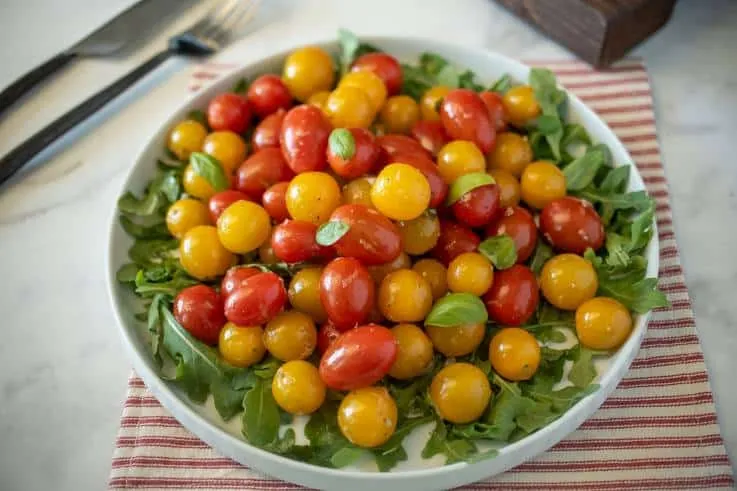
[[109, 59, 735, 490]]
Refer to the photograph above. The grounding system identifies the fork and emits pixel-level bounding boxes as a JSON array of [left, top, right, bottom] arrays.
[[0, 0, 260, 187]]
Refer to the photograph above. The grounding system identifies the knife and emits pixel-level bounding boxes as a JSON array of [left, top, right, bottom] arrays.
[[0, 0, 193, 116]]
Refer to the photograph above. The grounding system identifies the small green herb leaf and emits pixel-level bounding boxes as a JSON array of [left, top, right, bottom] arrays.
[[337, 28, 379, 76], [490, 74, 512, 94], [529, 68, 566, 160], [232, 78, 249, 94], [190, 152, 229, 192], [330, 446, 365, 468], [187, 109, 208, 127], [563, 144, 607, 191], [316, 221, 350, 246], [328, 128, 356, 160], [425, 293, 488, 327], [422, 420, 477, 464], [116, 263, 139, 283], [561, 124, 591, 147], [242, 377, 281, 446], [529, 241, 553, 276], [537, 114, 563, 136], [478, 234, 517, 270], [446, 172, 495, 205], [568, 346, 598, 388]]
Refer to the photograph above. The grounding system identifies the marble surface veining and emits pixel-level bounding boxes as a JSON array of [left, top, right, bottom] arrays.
[[0, 0, 735, 489]]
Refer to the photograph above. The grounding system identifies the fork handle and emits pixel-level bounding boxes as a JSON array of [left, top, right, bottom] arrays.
[[0, 49, 174, 187], [0, 52, 77, 117]]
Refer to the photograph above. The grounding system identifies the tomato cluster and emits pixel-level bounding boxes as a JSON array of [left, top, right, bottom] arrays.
[[164, 45, 634, 449]]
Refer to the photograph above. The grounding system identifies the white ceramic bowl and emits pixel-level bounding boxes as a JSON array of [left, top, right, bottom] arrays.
[[107, 36, 659, 491]]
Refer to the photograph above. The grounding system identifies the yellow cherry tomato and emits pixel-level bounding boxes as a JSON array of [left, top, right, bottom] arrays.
[[179, 225, 235, 280], [263, 310, 317, 361], [326, 85, 375, 129], [389, 324, 434, 380], [339, 70, 387, 114], [307, 90, 331, 112], [342, 177, 375, 208], [489, 169, 521, 208], [575, 297, 633, 350], [288, 267, 328, 323], [489, 327, 541, 381], [182, 164, 218, 200], [430, 363, 491, 424], [259, 239, 278, 264], [397, 211, 440, 255], [168, 120, 207, 160], [487, 132, 533, 177], [412, 259, 448, 300], [378, 269, 433, 322], [216, 201, 272, 254], [420, 86, 451, 121], [447, 252, 494, 296], [367, 252, 411, 286], [272, 360, 326, 415], [371, 163, 431, 221], [436, 141, 486, 184], [218, 323, 266, 368], [521, 161, 567, 209], [203, 131, 247, 174], [338, 387, 397, 448], [282, 46, 335, 102], [379, 95, 420, 134], [503, 85, 541, 127], [540, 254, 598, 311], [166, 198, 210, 239], [286, 172, 342, 225], [426, 322, 485, 357]]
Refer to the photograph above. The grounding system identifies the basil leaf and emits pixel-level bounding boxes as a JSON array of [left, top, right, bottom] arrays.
[[529, 241, 553, 276], [490, 73, 512, 94], [190, 152, 229, 192], [232, 78, 249, 94], [478, 234, 517, 270], [187, 109, 208, 127], [446, 172, 496, 205], [118, 190, 163, 217], [424, 293, 488, 327], [328, 128, 356, 159], [568, 346, 598, 388], [242, 377, 281, 446], [337, 28, 379, 76], [561, 123, 591, 147], [316, 220, 350, 246], [563, 144, 607, 191]]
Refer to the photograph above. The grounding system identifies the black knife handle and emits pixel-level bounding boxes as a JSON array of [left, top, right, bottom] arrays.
[[0, 50, 173, 187], [0, 52, 78, 117]]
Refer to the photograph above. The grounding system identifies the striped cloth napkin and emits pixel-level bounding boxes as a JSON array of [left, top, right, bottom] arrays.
[[109, 59, 735, 490]]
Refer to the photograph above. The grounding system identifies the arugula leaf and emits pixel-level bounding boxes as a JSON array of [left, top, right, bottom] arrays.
[[528, 240, 553, 276], [128, 239, 178, 266], [116, 263, 139, 283], [118, 168, 179, 217], [567, 345, 598, 388], [598, 164, 630, 194], [232, 78, 249, 94], [187, 109, 208, 127], [337, 28, 379, 76], [489, 74, 512, 94], [242, 377, 281, 446], [424, 293, 488, 327], [575, 188, 651, 211], [478, 234, 517, 269], [119, 215, 170, 239], [147, 294, 166, 367], [561, 124, 591, 147], [422, 419, 477, 464], [458, 70, 484, 91], [563, 144, 607, 191], [190, 152, 229, 192], [372, 415, 434, 471], [529, 68, 566, 160], [330, 446, 365, 468], [303, 402, 360, 467]]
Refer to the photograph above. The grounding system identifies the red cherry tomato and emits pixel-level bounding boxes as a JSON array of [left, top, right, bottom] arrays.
[[486, 206, 537, 263], [224, 272, 287, 326], [220, 266, 261, 299], [440, 89, 496, 153], [319, 324, 398, 390], [251, 109, 285, 152], [351, 53, 403, 95], [317, 321, 342, 354], [246, 74, 292, 118], [327, 128, 380, 179], [328, 204, 402, 265], [375, 134, 431, 169], [451, 184, 501, 228], [540, 197, 605, 254], [280, 105, 331, 174], [320, 258, 375, 330], [390, 151, 448, 208], [479, 91, 508, 132], [431, 220, 481, 265], [208, 190, 252, 222], [271, 220, 332, 263], [410, 120, 450, 156], [483, 264, 539, 326], [261, 181, 290, 223], [173, 285, 226, 345], [236, 147, 294, 200], [207, 93, 251, 134]]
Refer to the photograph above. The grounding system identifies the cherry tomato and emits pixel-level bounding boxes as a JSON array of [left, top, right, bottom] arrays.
[[339, 70, 388, 114], [218, 323, 266, 367], [483, 264, 539, 326], [207, 93, 250, 134], [326, 85, 374, 129], [306, 90, 330, 112], [412, 259, 448, 300], [367, 252, 411, 286], [398, 211, 440, 255], [351, 52, 403, 95], [168, 120, 207, 160], [327, 128, 379, 179], [320, 258, 375, 330], [486, 206, 537, 263], [489, 169, 521, 208], [271, 220, 330, 263], [272, 360, 326, 415], [220, 266, 260, 299], [251, 109, 285, 152], [375, 134, 431, 163], [280, 105, 331, 174], [378, 269, 433, 323], [203, 131, 247, 174], [436, 141, 487, 185], [371, 163, 431, 220], [575, 297, 633, 350], [420, 86, 452, 121], [247, 74, 292, 118], [342, 176, 375, 208], [182, 164, 219, 200], [389, 324, 434, 380], [285, 172, 342, 225], [179, 226, 235, 280], [489, 327, 541, 381], [487, 132, 533, 178], [224, 272, 287, 326], [503, 85, 541, 127], [479, 91, 508, 132], [431, 220, 481, 265], [540, 197, 605, 254], [540, 254, 598, 310], [217, 201, 272, 254], [338, 386, 397, 448], [234, 147, 290, 200], [261, 182, 290, 222], [447, 252, 494, 296], [317, 321, 341, 354], [319, 324, 398, 391], [410, 120, 449, 156], [326, 204, 402, 265], [173, 285, 226, 345], [426, 322, 485, 357], [208, 190, 251, 223], [282, 46, 335, 102], [440, 89, 496, 153], [451, 183, 501, 228], [521, 161, 566, 209], [288, 267, 328, 323], [430, 363, 491, 424], [264, 310, 317, 361], [389, 151, 447, 208], [166, 199, 211, 239], [379, 95, 420, 134]]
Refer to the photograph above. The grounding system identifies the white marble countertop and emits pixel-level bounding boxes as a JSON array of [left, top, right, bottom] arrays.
[[0, 0, 735, 488]]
